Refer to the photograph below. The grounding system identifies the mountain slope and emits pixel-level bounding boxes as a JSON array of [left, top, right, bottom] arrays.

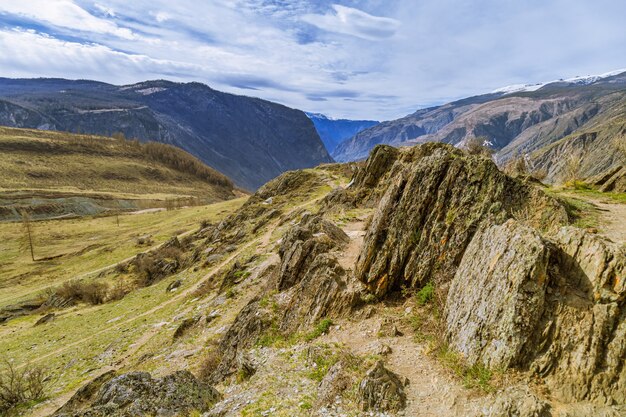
[[306, 112, 378, 153], [0, 126, 238, 220], [0, 78, 333, 190], [332, 71, 626, 181]]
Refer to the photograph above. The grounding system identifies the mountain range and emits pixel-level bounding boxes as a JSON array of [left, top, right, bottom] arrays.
[[333, 70, 626, 183], [0, 78, 332, 191], [305, 112, 378, 153]]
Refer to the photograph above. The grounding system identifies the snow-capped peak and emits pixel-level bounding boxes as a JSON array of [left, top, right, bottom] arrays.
[[305, 112, 337, 121], [492, 68, 626, 95]]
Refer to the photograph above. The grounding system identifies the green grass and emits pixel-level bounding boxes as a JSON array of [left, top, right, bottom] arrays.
[[0, 198, 246, 308], [415, 282, 435, 305], [303, 318, 333, 342]]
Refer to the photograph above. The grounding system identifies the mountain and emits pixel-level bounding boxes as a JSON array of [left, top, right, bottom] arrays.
[[0, 126, 238, 220], [332, 70, 626, 182], [305, 112, 378, 153], [0, 78, 333, 190]]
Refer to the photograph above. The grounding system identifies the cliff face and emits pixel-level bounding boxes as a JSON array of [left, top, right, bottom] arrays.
[[0, 78, 332, 190]]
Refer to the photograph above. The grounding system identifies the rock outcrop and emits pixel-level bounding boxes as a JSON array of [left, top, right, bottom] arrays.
[[54, 370, 221, 417], [445, 221, 625, 406], [588, 165, 626, 193], [353, 143, 567, 296], [445, 220, 550, 369], [358, 361, 407, 412], [210, 213, 360, 382]]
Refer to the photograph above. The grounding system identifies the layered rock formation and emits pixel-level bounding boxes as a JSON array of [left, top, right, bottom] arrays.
[[351, 143, 567, 296]]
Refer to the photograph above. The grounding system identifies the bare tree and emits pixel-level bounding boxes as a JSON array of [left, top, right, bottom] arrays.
[[19, 210, 35, 262]]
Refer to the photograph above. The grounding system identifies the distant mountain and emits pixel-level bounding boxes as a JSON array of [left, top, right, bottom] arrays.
[[0, 78, 332, 190], [305, 112, 378, 153], [332, 70, 626, 182]]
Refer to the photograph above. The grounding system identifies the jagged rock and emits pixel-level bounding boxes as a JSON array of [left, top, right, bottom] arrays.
[[527, 227, 625, 405], [235, 352, 256, 381], [166, 279, 182, 292], [354, 143, 567, 297], [315, 361, 351, 407], [445, 220, 550, 368], [54, 370, 221, 417], [484, 386, 551, 417], [599, 166, 626, 192], [34, 313, 55, 326], [358, 361, 406, 412], [277, 213, 349, 292], [445, 219, 625, 406], [209, 298, 274, 383], [277, 215, 359, 332]]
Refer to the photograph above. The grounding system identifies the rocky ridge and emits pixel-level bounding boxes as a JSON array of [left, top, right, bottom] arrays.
[[53, 142, 625, 416]]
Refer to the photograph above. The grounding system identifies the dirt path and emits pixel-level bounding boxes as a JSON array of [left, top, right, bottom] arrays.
[[592, 199, 626, 244], [325, 312, 485, 416]]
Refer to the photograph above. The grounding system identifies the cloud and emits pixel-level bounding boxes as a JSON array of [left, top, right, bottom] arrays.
[[301, 4, 400, 40], [0, 0, 137, 39], [0, 0, 625, 120]]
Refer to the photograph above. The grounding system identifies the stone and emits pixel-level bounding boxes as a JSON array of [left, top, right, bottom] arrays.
[[315, 361, 351, 407], [54, 370, 221, 417], [34, 312, 55, 326], [354, 143, 567, 297], [358, 361, 406, 412], [445, 220, 550, 368], [377, 318, 403, 338], [484, 386, 551, 417]]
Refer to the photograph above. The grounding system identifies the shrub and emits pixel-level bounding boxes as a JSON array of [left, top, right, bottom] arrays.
[[416, 282, 434, 305], [0, 360, 49, 414], [55, 280, 108, 305]]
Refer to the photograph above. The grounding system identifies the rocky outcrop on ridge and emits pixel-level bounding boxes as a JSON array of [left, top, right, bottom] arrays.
[[352, 142, 567, 296], [445, 221, 625, 406]]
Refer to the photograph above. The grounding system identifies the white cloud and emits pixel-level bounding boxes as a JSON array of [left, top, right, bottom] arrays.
[[0, 0, 137, 39], [154, 11, 171, 23], [301, 4, 401, 40], [0, 0, 625, 120]]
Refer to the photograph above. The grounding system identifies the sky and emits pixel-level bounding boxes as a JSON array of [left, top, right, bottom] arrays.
[[0, 1, 625, 120]]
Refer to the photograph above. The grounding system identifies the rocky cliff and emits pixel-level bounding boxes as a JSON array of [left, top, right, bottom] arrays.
[[51, 141, 625, 416]]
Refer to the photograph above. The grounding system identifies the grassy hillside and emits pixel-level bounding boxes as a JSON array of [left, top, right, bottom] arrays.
[[0, 127, 241, 220], [0, 126, 236, 200]]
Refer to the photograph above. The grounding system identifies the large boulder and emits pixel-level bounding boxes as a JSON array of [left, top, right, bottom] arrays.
[[54, 370, 221, 417], [445, 220, 550, 369], [445, 221, 625, 407], [354, 143, 566, 296]]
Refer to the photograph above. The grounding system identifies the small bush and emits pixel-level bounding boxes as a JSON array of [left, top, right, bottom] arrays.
[[416, 282, 434, 305], [0, 360, 49, 414], [303, 319, 333, 342], [55, 280, 108, 305]]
